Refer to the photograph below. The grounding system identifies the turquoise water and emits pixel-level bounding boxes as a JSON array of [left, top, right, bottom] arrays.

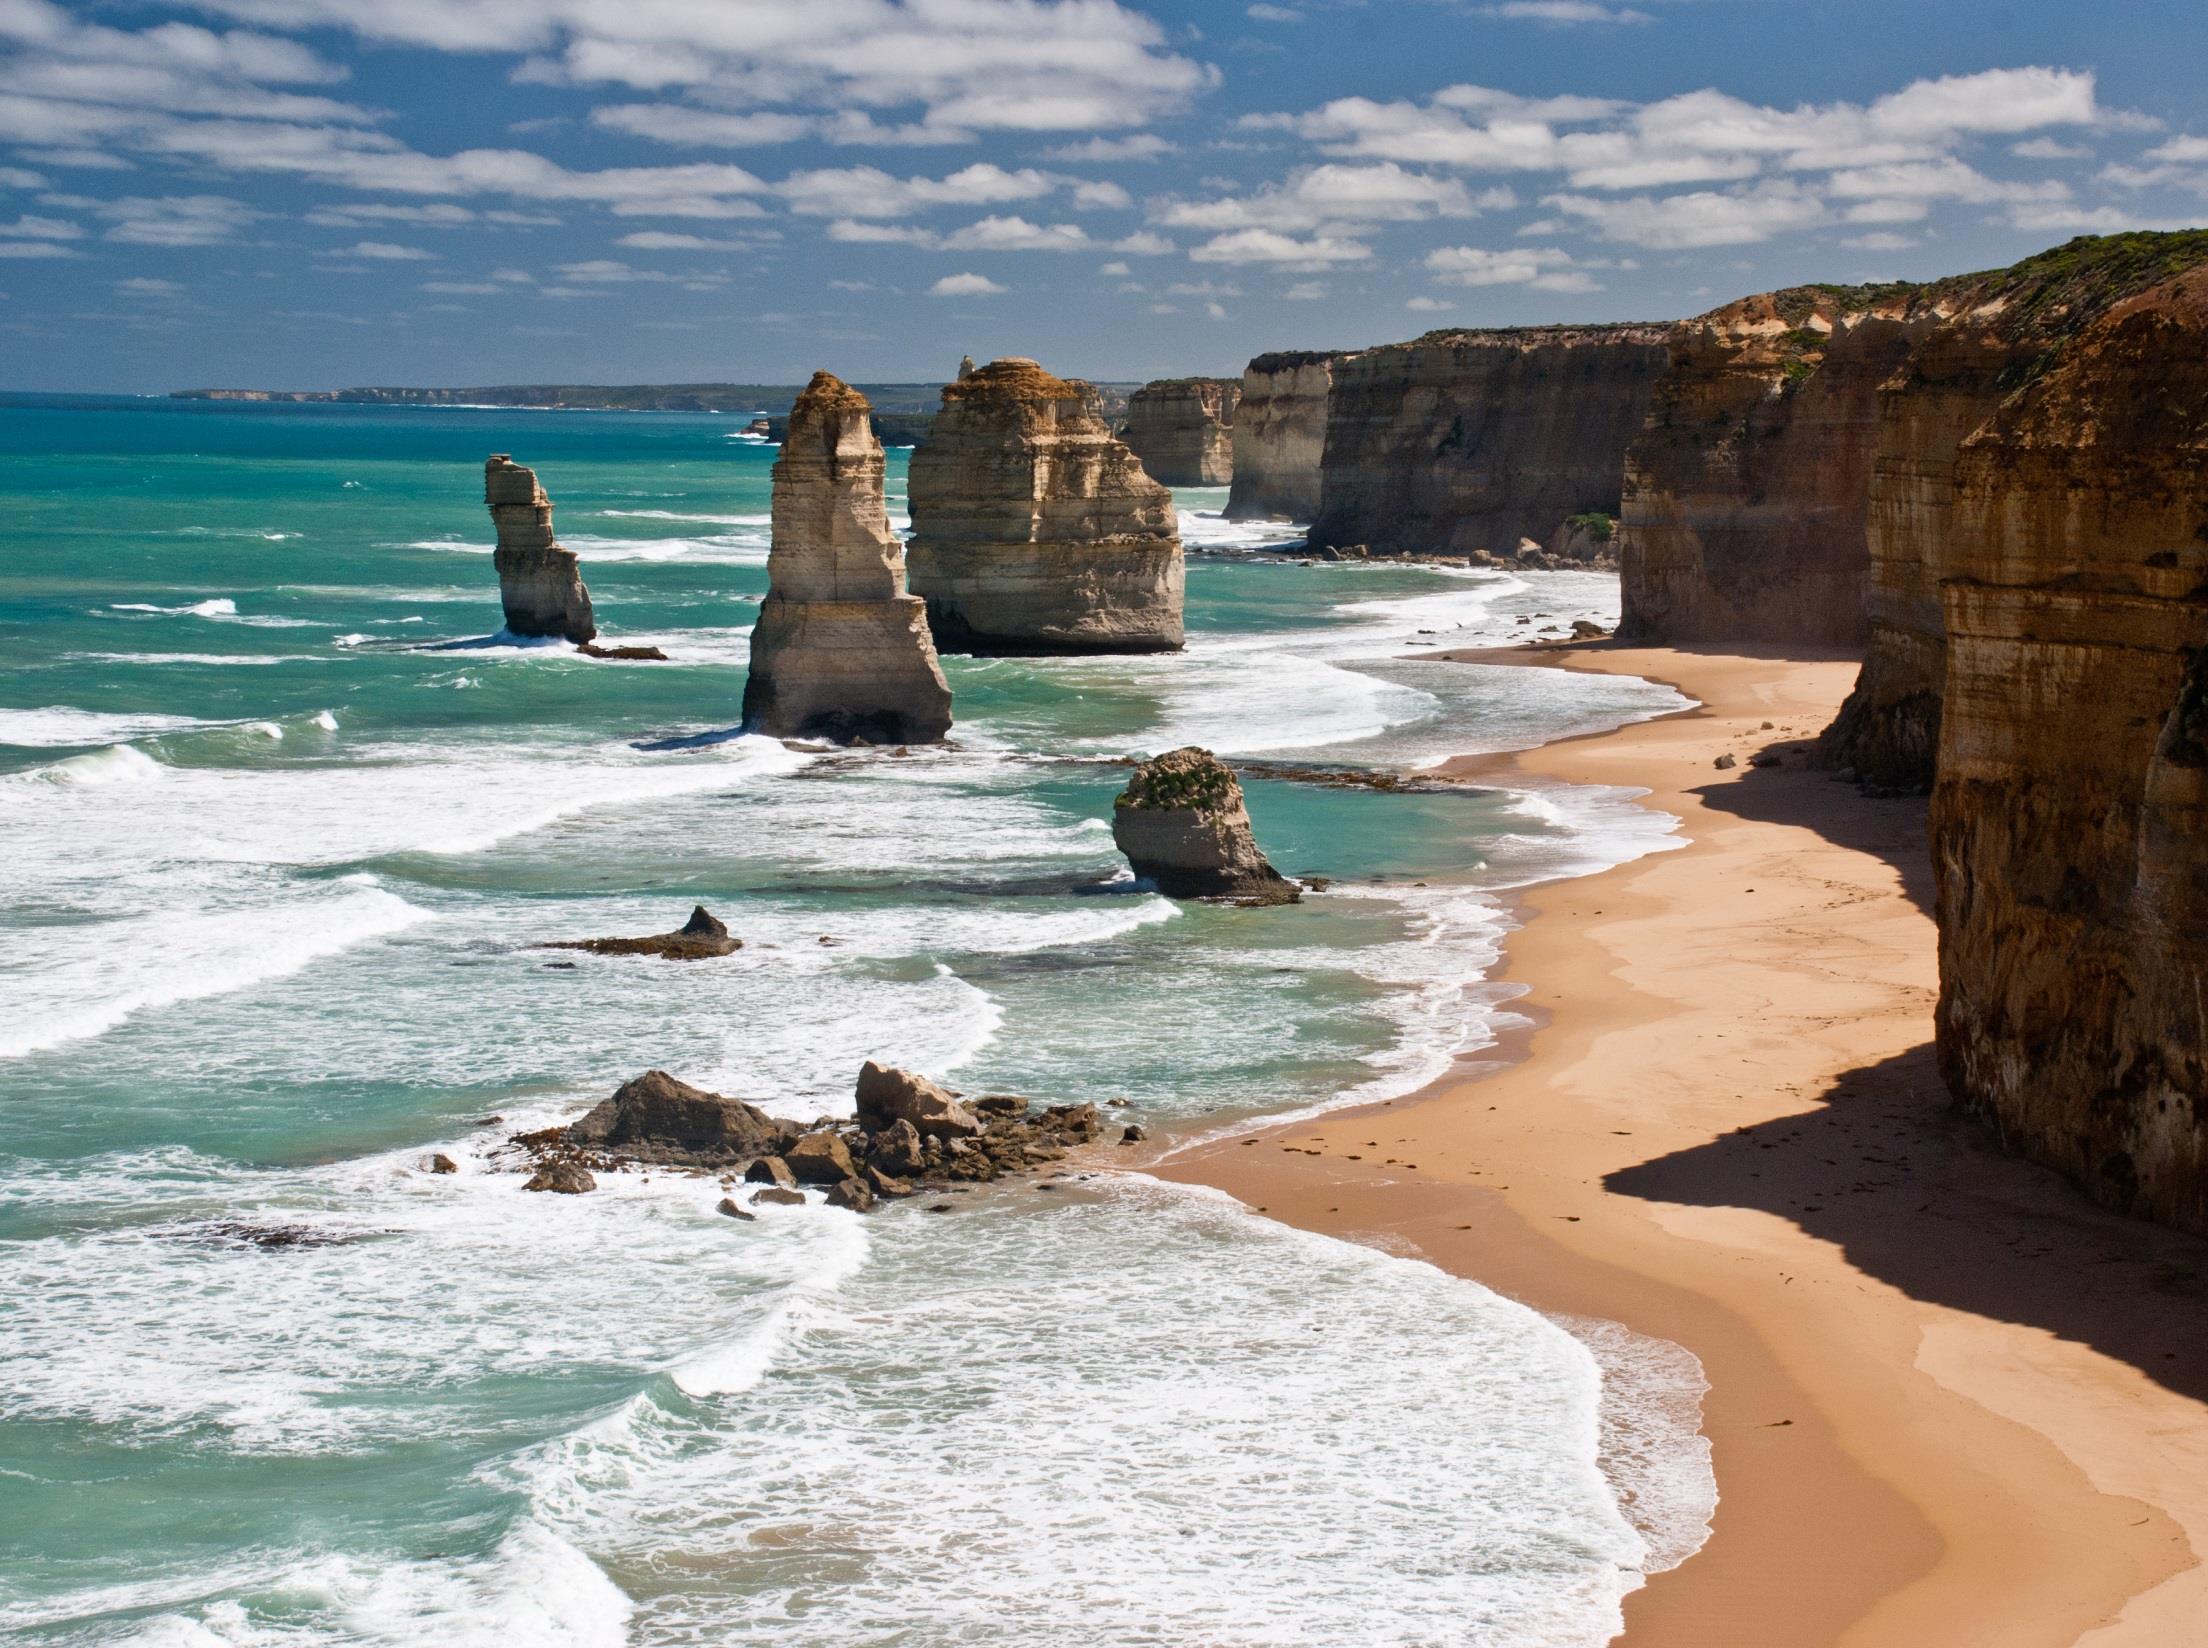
[[0, 395, 1705, 1646]]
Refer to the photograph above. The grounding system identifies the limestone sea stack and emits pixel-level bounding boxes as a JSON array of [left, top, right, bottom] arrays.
[[1225, 351, 1344, 522], [741, 371, 953, 744], [485, 455, 595, 643], [1112, 746, 1298, 904], [1123, 377, 1240, 486], [906, 358, 1184, 655]]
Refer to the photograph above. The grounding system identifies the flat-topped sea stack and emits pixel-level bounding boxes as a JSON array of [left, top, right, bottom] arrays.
[[741, 371, 952, 745], [1307, 325, 1669, 558], [1225, 351, 1345, 522], [906, 357, 1184, 655], [1123, 377, 1240, 486], [485, 455, 595, 643], [1112, 746, 1298, 904]]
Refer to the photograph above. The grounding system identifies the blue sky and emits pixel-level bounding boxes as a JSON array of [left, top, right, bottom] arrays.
[[4, 0, 2207, 391]]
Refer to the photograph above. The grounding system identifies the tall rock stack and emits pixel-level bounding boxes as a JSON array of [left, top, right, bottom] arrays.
[[740, 372, 952, 744], [1310, 325, 1669, 557], [485, 455, 595, 643], [1929, 263, 2208, 1233], [1123, 377, 1240, 486], [906, 357, 1184, 655], [1225, 351, 1344, 522]]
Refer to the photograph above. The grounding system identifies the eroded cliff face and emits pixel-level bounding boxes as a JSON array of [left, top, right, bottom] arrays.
[[1123, 377, 1240, 486], [485, 455, 595, 643], [1931, 265, 2208, 1232], [1309, 325, 1669, 557], [906, 357, 1184, 655], [1619, 291, 1928, 646], [1225, 351, 1342, 522], [741, 371, 951, 744]]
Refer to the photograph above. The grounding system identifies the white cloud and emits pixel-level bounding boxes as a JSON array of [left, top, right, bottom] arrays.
[[1544, 183, 1826, 247], [1247, 4, 1301, 20], [0, 166, 47, 188], [0, 239, 77, 257], [1187, 228, 1371, 264], [2012, 137, 2090, 160], [1842, 231, 1915, 250], [1205, 299, 1227, 318], [613, 230, 757, 249], [88, 193, 260, 245], [0, 213, 82, 239], [1098, 259, 1130, 275], [931, 271, 1006, 295], [337, 239, 436, 260], [1281, 280, 1327, 299], [1112, 229, 1175, 254], [1406, 294, 1455, 310], [1042, 134, 1173, 163], [1481, 3, 1652, 23], [822, 213, 1090, 251], [1424, 243, 1602, 289], [305, 202, 477, 227], [186, 0, 1211, 133], [1155, 162, 1495, 234], [778, 163, 1055, 217], [114, 275, 183, 294]]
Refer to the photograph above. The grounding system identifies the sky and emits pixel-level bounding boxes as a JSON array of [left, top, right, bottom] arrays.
[[4, 0, 2208, 391]]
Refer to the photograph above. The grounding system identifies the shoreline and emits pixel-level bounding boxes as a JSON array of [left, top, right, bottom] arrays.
[[1160, 641, 2208, 1646]]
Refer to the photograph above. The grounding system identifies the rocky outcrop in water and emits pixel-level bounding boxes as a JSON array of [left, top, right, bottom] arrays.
[[907, 358, 1183, 655], [485, 455, 596, 643], [1618, 291, 1922, 646], [1112, 746, 1298, 904], [1928, 257, 2208, 1233], [1308, 326, 1669, 557], [542, 906, 739, 960], [1123, 377, 1240, 486], [512, 1064, 1109, 1209], [742, 371, 953, 744], [1225, 351, 1344, 522]]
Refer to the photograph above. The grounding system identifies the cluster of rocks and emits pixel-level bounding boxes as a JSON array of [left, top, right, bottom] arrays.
[[486, 455, 596, 645], [541, 905, 740, 961], [907, 358, 1184, 655], [1111, 746, 1300, 905], [510, 1062, 1112, 1212], [741, 371, 953, 745]]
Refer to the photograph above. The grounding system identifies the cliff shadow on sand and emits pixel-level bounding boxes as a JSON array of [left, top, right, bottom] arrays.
[[1606, 1040, 2208, 1406]]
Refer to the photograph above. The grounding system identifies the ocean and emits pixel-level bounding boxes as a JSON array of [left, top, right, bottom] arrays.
[[0, 394, 1712, 1646]]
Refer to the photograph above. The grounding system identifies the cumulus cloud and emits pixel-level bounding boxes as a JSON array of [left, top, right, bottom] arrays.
[[824, 213, 1089, 251], [185, 0, 1211, 133], [1153, 163, 1506, 234], [1480, 3, 1653, 24], [1544, 183, 1827, 247], [1187, 228, 1372, 265], [777, 163, 1055, 217], [931, 271, 1006, 295], [1424, 243, 1603, 289], [335, 239, 436, 259]]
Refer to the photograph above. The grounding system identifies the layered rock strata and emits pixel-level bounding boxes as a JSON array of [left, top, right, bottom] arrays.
[[906, 358, 1184, 654], [485, 455, 595, 643], [1929, 262, 2208, 1232], [1619, 291, 1923, 646], [1123, 377, 1240, 486], [1225, 351, 1343, 522], [1112, 746, 1298, 904], [1308, 325, 1669, 557], [742, 371, 953, 744]]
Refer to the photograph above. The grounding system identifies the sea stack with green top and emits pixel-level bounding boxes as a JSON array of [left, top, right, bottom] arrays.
[[1112, 746, 1299, 903]]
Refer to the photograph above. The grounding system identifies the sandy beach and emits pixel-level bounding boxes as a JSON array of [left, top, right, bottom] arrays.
[[1162, 642, 2208, 1646]]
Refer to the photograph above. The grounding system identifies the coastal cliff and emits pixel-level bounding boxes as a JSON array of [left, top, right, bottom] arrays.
[[742, 372, 952, 744], [1930, 263, 2208, 1232], [906, 357, 1184, 655], [484, 455, 595, 643], [1123, 378, 1240, 486], [1308, 326, 1669, 557], [1225, 351, 1344, 522], [1618, 290, 1923, 646]]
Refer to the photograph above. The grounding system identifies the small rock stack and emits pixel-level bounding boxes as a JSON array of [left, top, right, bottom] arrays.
[[741, 371, 953, 744], [485, 455, 596, 643], [1112, 746, 1299, 904], [907, 357, 1184, 655]]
